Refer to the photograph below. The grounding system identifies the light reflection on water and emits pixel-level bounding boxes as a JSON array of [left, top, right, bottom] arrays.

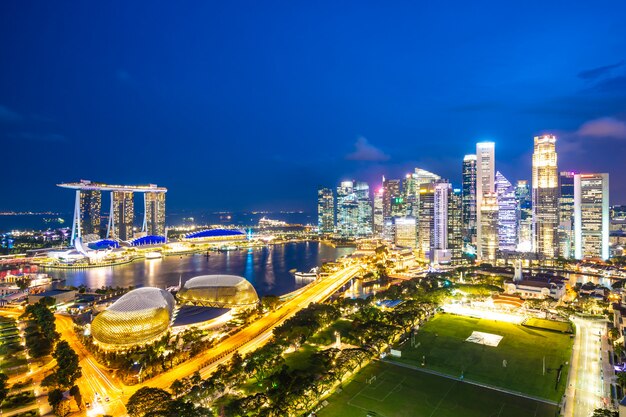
[[48, 242, 353, 297]]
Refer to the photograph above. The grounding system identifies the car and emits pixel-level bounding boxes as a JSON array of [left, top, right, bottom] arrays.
[[105, 397, 110, 402], [85, 402, 91, 408]]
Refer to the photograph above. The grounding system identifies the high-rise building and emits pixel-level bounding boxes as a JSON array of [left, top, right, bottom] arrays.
[[558, 172, 575, 258], [515, 180, 532, 252], [373, 188, 384, 236], [382, 178, 401, 219], [317, 187, 335, 234], [479, 192, 498, 262], [476, 142, 495, 258], [417, 182, 435, 261], [393, 217, 417, 249], [402, 174, 418, 217], [79, 190, 102, 237], [109, 191, 134, 241], [495, 172, 518, 251], [532, 135, 559, 258], [462, 155, 477, 243], [574, 173, 609, 260], [143, 192, 166, 236], [336, 181, 372, 237], [448, 188, 464, 264]]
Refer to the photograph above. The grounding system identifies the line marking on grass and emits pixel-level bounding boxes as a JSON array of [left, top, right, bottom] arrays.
[[495, 403, 505, 417], [428, 379, 458, 417]]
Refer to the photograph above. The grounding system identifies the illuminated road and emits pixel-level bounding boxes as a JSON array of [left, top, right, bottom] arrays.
[[565, 317, 607, 417], [53, 263, 362, 415]]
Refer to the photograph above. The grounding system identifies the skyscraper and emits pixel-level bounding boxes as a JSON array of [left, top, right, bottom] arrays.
[[476, 142, 495, 259], [109, 191, 134, 241], [532, 135, 559, 258], [432, 181, 463, 264], [448, 188, 464, 264], [382, 178, 401, 219], [479, 192, 499, 262], [495, 171, 518, 251], [515, 180, 532, 252], [462, 154, 477, 243], [317, 187, 335, 234], [416, 182, 435, 261], [558, 172, 575, 258], [393, 217, 417, 249], [373, 188, 384, 236], [336, 181, 372, 237], [143, 192, 166, 236], [79, 190, 102, 237], [574, 173, 610, 260]]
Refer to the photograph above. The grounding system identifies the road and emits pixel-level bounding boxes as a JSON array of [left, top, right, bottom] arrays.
[[565, 317, 607, 417], [54, 262, 363, 416]]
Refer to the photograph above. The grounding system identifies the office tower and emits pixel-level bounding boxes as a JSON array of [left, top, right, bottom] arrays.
[[354, 182, 373, 237], [373, 188, 384, 236], [558, 172, 575, 258], [80, 190, 101, 236], [382, 178, 401, 219], [574, 173, 609, 260], [413, 168, 441, 188], [448, 188, 464, 264], [143, 192, 166, 236], [476, 142, 495, 258], [532, 135, 559, 258], [432, 182, 450, 263], [515, 180, 532, 252], [393, 217, 417, 249], [495, 172, 518, 251], [402, 174, 418, 217], [479, 192, 498, 262], [109, 191, 134, 241], [416, 182, 435, 261], [317, 187, 335, 234], [336, 181, 372, 238], [462, 155, 477, 243]]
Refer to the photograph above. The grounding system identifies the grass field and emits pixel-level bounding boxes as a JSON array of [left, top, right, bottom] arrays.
[[394, 314, 573, 402], [523, 318, 572, 333], [317, 361, 559, 417]]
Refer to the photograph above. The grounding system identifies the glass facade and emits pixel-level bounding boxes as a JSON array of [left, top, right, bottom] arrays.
[[532, 135, 559, 258], [177, 275, 259, 307], [336, 181, 372, 237], [558, 171, 575, 258], [144, 192, 166, 236], [462, 155, 477, 243], [317, 187, 335, 234], [79, 190, 102, 237], [574, 173, 609, 260], [495, 171, 518, 251], [109, 191, 135, 241]]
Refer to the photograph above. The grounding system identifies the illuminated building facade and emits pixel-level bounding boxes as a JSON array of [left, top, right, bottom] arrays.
[[373, 187, 384, 236], [515, 180, 532, 252], [476, 142, 495, 259], [574, 173, 609, 260], [91, 287, 175, 350], [532, 135, 559, 258], [109, 191, 134, 241], [317, 187, 335, 234], [393, 217, 417, 249], [177, 275, 259, 308], [382, 178, 401, 219], [495, 171, 518, 250], [143, 192, 166, 236], [462, 154, 477, 243], [417, 183, 435, 261], [336, 180, 372, 237], [58, 180, 167, 245], [558, 171, 575, 258], [79, 190, 101, 237], [479, 192, 498, 262]]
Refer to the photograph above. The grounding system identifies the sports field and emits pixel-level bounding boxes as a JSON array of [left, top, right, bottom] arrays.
[[395, 313, 573, 401], [317, 361, 559, 417], [523, 317, 573, 333]]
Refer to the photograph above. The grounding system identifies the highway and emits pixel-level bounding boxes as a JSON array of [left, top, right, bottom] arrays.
[[53, 262, 363, 415], [565, 317, 607, 417]]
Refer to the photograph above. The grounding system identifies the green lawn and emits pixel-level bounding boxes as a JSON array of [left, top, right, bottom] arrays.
[[309, 318, 354, 346], [523, 318, 572, 333], [283, 343, 319, 370], [393, 313, 573, 402], [317, 361, 559, 417]]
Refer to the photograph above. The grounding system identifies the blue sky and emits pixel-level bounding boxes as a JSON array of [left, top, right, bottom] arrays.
[[1, 1, 626, 212]]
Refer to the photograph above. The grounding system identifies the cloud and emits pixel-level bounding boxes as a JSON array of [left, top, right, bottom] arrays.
[[578, 61, 624, 80], [7, 132, 68, 142], [346, 137, 390, 162], [0, 105, 22, 123], [576, 117, 626, 139]]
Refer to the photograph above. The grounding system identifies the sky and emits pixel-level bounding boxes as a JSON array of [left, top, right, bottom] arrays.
[[1, 1, 626, 213]]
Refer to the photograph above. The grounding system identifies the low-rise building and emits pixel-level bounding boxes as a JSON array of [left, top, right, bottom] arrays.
[[28, 289, 76, 305], [503, 277, 566, 300]]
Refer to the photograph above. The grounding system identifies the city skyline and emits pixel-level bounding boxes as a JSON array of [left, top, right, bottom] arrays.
[[1, 2, 626, 212]]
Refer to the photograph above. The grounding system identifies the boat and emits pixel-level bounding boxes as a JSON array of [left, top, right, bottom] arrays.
[[294, 267, 319, 280], [145, 252, 163, 260], [218, 245, 239, 252]]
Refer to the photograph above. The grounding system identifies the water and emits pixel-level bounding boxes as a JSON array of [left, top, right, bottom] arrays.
[[47, 242, 354, 297]]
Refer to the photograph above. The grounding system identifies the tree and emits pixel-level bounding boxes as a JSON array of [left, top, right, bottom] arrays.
[[69, 385, 82, 409], [591, 409, 618, 417], [0, 373, 8, 404], [53, 341, 82, 388], [126, 387, 172, 417], [48, 388, 70, 416], [616, 371, 626, 389]]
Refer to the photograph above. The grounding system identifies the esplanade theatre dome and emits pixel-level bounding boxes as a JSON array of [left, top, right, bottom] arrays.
[[91, 287, 175, 349], [177, 275, 259, 308]]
